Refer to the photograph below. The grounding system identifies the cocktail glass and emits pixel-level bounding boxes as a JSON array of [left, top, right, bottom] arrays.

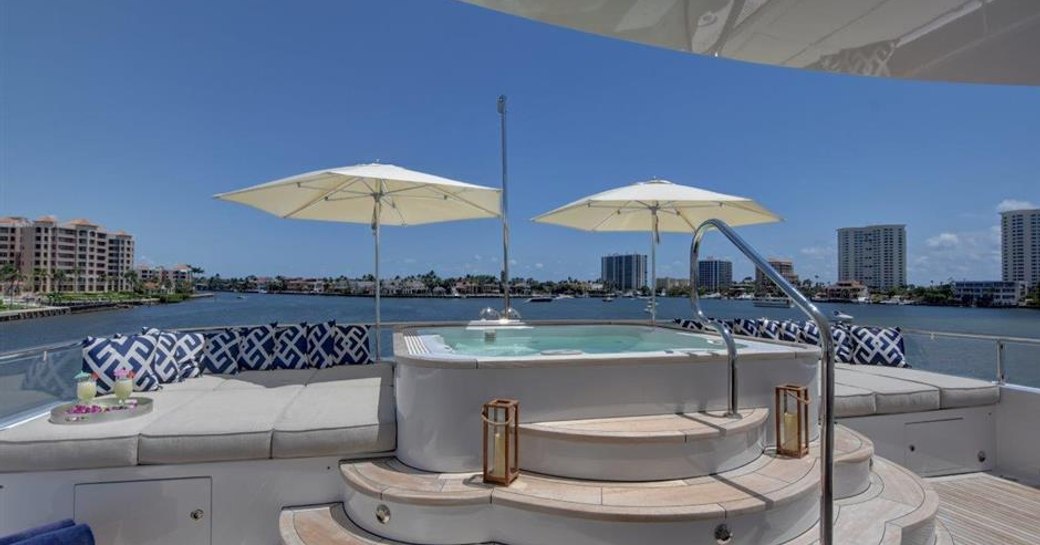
[[114, 377, 133, 406], [76, 376, 97, 407]]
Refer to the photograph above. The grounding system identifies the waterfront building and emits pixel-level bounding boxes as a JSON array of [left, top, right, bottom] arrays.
[[655, 277, 690, 291], [696, 258, 732, 292], [952, 280, 1027, 307], [837, 224, 907, 291], [755, 258, 798, 294], [0, 215, 136, 293], [1001, 208, 1040, 289], [823, 280, 871, 301], [601, 253, 647, 291], [136, 264, 194, 292]]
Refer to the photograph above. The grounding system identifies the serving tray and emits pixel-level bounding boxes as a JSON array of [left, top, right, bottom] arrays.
[[49, 396, 153, 425]]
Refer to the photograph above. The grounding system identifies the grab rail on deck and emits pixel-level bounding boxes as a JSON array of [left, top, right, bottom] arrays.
[[689, 218, 837, 545]]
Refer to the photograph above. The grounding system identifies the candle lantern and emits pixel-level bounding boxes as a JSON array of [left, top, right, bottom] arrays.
[[482, 399, 519, 485], [775, 384, 810, 458]]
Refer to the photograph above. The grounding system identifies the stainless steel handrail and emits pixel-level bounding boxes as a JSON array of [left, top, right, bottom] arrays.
[[689, 218, 837, 545]]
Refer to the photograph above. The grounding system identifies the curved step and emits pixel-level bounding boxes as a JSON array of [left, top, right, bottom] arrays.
[[518, 408, 768, 481], [342, 452, 820, 545], [280, 503, 500, 545], [782, 457, 939, 545]]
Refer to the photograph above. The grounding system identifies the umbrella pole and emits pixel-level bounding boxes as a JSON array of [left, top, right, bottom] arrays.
[[650, 208, 658, 325], [373, 190, 383, 362]]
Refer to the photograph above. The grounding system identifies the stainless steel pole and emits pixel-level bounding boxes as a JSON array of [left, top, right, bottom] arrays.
[[498, 95, 511, 315], [650, 207, 658, 325], [373, 185, 383, 362]]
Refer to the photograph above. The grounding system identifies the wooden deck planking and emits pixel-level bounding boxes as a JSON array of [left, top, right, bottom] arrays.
[[929, 473, 1040, 545]]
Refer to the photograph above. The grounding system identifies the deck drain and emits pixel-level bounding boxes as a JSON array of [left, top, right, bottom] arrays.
[[978, 450, 987, 463], [375, 504, 391, 524], [714, 523, 732, 544]]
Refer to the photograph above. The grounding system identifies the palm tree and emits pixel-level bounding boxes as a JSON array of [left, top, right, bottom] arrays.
[[123, 270, 139, 294], [31, 268, 47, 293], [70, 267, 83, 293], [52, 269, 68, 294]]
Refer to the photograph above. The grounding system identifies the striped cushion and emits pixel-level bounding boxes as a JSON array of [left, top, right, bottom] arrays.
[[274, 324, 310, 370], [198, 329, 240, 375], [850, 326, 908, 367], [237, 324, 277, 371], [82, 335, 161, 394]]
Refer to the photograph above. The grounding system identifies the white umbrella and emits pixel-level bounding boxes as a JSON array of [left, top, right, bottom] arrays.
[[215, 163, 502, 359], [533, 179, 780, 323]]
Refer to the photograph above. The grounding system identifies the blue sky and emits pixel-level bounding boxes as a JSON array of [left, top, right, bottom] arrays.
[[2, 0, 1037, 285]]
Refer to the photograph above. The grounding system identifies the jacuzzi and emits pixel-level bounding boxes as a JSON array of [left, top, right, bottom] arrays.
[[392, 321, 821, 473]]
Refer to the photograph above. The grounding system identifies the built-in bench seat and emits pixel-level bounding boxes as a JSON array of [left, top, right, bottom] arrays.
[[834, 364, 998, 418], [0, 364, 396, 473]]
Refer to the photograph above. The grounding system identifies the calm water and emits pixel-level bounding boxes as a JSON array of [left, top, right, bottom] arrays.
[[2, 293, 1038, 385]]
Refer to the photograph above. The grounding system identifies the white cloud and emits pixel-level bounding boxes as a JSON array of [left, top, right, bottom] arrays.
[[800, 246, 832, 257], [925, 233, 960, 249], [534, 262, 544, 269], [996, 199, 1037, 213]]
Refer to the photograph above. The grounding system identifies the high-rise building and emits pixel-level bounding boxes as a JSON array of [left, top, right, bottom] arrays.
[[0, 216, 135, 293], [1001, 208, 1040, 289], [601, 254, 647, 292], [756, 258, 799, 292], [837, 225, 906, 291], [696, 259, 732, 291]]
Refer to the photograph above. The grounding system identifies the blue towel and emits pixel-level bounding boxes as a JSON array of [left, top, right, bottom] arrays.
[[0, 520, 74, 545], [15, 524, 93, 545]]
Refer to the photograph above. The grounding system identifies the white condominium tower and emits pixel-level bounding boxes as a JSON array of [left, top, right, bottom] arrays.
[[837, 224, 906, 292], [1001, 208, 1040, 288]]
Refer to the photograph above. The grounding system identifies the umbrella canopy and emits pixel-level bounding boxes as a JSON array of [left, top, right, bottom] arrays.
[[533, 179, 780, 232], [215, 163, 502, 360], [215, 163, 500, 225], [533, 179, 780, 322]]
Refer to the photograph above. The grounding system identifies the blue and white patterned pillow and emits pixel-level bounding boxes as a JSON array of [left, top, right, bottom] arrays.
[[801, 321, 821, 345], [849, 326, 908, 367], [307, 321, 342, 369], [142, 327, 206, 382], [82, 335, 161, 394], [673, 318, 705, 330], [832, 325, 854, 363], [757, 319, 782, 340], [274, 323, 310, 370], [731, 318, 760, 337], [198, 329, 240, 375], [779, 320, 802, 343], [237, 324, 277, 371], [337, 324, 372, 365]]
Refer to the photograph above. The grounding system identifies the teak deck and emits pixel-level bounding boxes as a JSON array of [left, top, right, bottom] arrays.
[[929, 473, 1040, 545]]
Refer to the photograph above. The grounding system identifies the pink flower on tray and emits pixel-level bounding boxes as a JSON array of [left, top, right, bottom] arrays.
[[114, 367, 131, 380]]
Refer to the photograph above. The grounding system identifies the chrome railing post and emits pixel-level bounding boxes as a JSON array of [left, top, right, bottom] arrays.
[[996, 339, 1006, 385], [690, 228, 739, 416], [690, 218, 835, 545]]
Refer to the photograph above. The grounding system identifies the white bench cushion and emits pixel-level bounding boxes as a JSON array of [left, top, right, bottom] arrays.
[[139, 387, 303, 464], [835, 365, 940, 414], [305, 363, 393, 387], [272, 385, 396, 459], [834, 383, 877, 418], [0, 392, 205, 472], [160, 374, 227, 391], [216, 369, 317, 390], [839, 365, 998, 409]]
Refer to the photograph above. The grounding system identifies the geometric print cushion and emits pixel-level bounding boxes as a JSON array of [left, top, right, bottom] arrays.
[[307, 321, 342, 369], [672, 318, 705, 331], [731, 318, 760, 337], [832, 325, 854, 363], [198, 329, 240, 375], [336, 324, 372, 365], [779, 320, 802, 342], [81, 335, 161, 395], [237, 324, 277, 371], [273, 323, 310, 370], [801, 321, 821, 345], [142, 327, 205, 382], [849, 326, 908, 367], [756, 318, 782, 340]]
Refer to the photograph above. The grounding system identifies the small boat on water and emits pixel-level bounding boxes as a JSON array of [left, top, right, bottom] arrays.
[[602, 297, 614, 302], [701, 292, 722, 299], [752, 296, 792, 308], [526, 296, 554, 303], [833, 310, 854, 323]]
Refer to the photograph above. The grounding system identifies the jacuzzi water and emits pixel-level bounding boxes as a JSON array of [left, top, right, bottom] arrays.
[[417, 324, 744, 358]]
